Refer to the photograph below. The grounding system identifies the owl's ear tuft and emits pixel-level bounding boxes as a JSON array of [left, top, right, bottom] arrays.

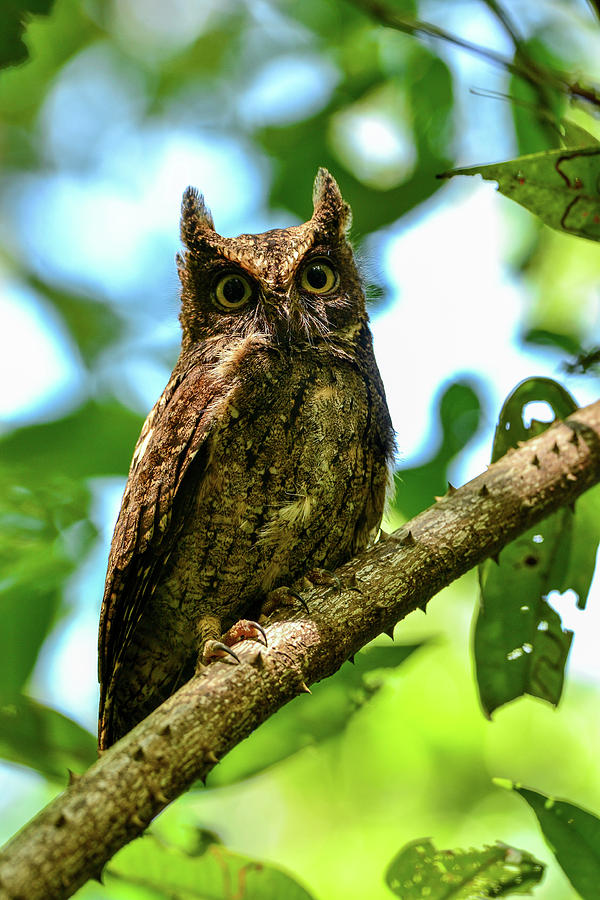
[[312, 168, 352, 235], [181, 186, 215, 247]]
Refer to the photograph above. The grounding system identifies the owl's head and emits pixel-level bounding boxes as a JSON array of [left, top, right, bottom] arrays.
[[176, 169, 367, 349]]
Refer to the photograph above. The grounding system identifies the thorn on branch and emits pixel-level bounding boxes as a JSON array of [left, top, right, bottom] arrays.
[[552, 441, 560, 455], [531, 454, 540, 467], [479, 483, 489, 497], [249, 648, 265, 668]]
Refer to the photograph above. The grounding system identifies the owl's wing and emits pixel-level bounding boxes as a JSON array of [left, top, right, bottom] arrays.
[[98, 363, 225, 744]]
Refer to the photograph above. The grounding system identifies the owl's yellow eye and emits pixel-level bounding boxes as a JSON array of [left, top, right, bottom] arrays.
[[300, 258, 338, 294], [213, 272, 254, 310]]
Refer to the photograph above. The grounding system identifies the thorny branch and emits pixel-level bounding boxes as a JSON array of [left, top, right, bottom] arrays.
[[2, 399, 600, 900]]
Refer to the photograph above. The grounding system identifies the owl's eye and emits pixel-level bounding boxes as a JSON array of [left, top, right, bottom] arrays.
[[213, 272, 254, 310], [300, 258, 338, 294]]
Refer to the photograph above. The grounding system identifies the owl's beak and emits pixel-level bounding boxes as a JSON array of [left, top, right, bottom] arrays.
[[261, 288, 291, 318], [261, 290, 306, 343]]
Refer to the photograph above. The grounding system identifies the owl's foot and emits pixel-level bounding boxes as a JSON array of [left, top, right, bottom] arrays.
[[201, 620, 268, 666], [301, 568, 341, 593], [261, 585, 309, 617], [201, 640, 241, 665], [222, 619, 268, 648]]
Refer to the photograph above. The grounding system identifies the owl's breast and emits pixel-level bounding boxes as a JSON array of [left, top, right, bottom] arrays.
[[225, 350, 390, 583], [162, 347, 391, 611]]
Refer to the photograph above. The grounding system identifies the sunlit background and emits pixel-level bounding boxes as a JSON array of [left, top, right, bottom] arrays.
[[2, 1, 600, 897]]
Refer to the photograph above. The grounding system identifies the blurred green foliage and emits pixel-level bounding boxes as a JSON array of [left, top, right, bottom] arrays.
[[103, 832, 317, 900], [391, 380, 482, 521], [0, 1, 56, 69], [207, 643, 423, 788], [0, 468, 95, 700], [1, 0, 600, 898]]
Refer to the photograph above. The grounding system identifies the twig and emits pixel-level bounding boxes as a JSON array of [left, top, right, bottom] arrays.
[[347, 0, 600, 111], [1, 399, 600, 900], [480, 0, 523, 47]]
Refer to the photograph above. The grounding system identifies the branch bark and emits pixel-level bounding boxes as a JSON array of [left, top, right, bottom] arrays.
[[2, 399, 600, 900]]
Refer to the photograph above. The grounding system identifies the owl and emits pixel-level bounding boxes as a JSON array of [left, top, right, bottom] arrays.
[[98, 168, 395, 751]]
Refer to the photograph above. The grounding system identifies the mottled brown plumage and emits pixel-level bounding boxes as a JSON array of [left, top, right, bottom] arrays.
[[98, 169, 395, 750]]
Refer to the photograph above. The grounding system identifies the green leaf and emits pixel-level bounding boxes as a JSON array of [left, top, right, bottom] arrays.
[[560, 120, 600, 149], [0, 401, 143, 479], [442, 147, 600, 242], [392, 380, 482, 520], [208, 643, 422, 787], [509, 39, 564, 156], [26, 274, 124, 365], [513, 786, 600, 900], [0, 470, 95, 700], [0, 695, 96, 780], [0, 0, 55, 69], [0, 0, 101, 125], [567, 481, 600, 607], [474, 378, 595, 716], [385, 838, 545, 898], [488, 378, 577, 462], [106, 833, 316, 900], [521, 327, 583, 359]]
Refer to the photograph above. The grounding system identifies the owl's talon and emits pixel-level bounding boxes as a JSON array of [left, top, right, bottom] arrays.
[[261, 586, 309, 616], [222, 619, 268, 648], [202, 640, 240, 664], [288, 589, 309, 613]]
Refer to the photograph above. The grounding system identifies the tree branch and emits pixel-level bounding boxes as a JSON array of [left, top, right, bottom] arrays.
[[347, 0, 600, 111], [2, 399, 600, 900]]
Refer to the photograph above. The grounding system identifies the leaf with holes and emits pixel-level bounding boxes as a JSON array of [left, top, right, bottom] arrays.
[[474, 378, 591, 716], [385, 838, 545, 898], [441, 146, 600, 242]]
